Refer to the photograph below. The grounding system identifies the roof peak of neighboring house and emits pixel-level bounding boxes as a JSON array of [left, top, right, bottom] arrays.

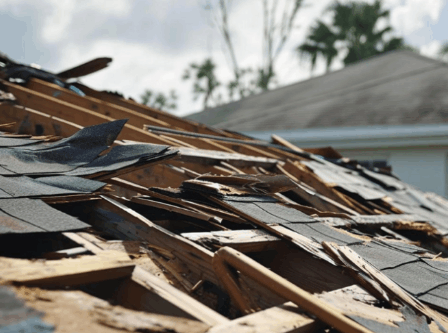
[[187, 50, 448, 132], [187, 50, 444, 118]]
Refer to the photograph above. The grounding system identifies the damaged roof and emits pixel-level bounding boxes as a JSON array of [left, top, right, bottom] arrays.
[[1, 53, 448, 333]]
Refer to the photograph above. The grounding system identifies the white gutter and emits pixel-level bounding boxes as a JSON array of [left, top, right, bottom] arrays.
[[244, 124, 448, 149]]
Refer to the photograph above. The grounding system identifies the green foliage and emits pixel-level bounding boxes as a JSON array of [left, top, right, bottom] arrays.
[[298, 0, 405, 72], [227, 67, 256, 101], [297, 20, 338, 72], [439, 42, 448, 61], [182, 58, 221, 109], [140, 89, 178, 112]]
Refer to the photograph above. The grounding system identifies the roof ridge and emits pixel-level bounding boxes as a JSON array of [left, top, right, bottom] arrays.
[[187, 50, 443, 119], [215, 59, 446, 129]]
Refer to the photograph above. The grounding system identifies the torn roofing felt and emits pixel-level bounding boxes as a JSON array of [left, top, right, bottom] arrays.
[[65, 144, 177, 178], [0, 120, 177, 178], [2, 63, 83, 97], [0, 136, 43, 147], [0, 119, 127, 175]]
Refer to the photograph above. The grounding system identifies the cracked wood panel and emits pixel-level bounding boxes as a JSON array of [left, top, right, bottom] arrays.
[[0, 250, 134, 286]]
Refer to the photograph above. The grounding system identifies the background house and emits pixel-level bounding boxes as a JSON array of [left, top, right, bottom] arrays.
[[187, 51, 448, 197]]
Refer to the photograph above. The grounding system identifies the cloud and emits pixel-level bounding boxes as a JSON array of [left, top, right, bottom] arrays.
[[420, 40, 442, 58], [387, 0, 444, 35], [58, 39, 210, 115], [0, 0, 446, 116]]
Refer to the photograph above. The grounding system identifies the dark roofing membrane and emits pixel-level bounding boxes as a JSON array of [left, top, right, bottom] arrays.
[[0, 120, 176, 234]]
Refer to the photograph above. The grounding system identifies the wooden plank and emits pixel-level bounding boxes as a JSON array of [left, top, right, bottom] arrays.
[[131, 196, 222, 223], [302, 146, 343, 159], [213, 247, 373, 333], [208, 302, 319, 333], [0, 103, 82, 137], [177, 147, 281, 169], [65, 227, 229, 320], [147, 127, 280, 158], [130, 266, 229, 326], [283, 160, 364, 214], [118, 164, 191, 189], [56, 57, 112, 79], [182, 229, 282, 252], [65, 232, 183, 287], [27, 78, 174, 128], [63, 232, 106, 254], [271, 134, 304, 153], [85, 196, 219, 285], [81, 196, 285, 310], [73, 82, 235, 137], [0, 251, 135, 286], [1, 80, 174, 145], [145, 125, 291, 159], [108, 179, 248, 224], [163, 133, 234, 152]]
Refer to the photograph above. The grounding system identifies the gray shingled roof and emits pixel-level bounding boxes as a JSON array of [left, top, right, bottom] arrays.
[[186, 51, 448, 132]]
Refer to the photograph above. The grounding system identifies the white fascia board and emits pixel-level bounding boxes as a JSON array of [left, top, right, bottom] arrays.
[[244, 124, 448, 149]]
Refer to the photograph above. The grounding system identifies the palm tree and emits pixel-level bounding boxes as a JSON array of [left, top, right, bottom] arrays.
[[297, 21, 338, 73], [298, 0, 404, 72], [439, 42, 448, 62]]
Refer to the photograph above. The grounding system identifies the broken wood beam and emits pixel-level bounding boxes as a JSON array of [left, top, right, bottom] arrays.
[[0, 250, 135, 286], [212, 247, 373, 333], [182, 229, 282, 252]]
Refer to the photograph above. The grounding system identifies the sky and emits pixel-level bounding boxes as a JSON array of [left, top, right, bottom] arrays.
[[0, 0, 447, 116]]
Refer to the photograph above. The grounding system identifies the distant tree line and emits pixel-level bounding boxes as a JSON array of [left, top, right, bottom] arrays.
[[141, 0, 428, 112]]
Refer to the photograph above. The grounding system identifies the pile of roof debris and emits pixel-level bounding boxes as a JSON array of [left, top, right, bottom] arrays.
[[1, 54, 448, 333]]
